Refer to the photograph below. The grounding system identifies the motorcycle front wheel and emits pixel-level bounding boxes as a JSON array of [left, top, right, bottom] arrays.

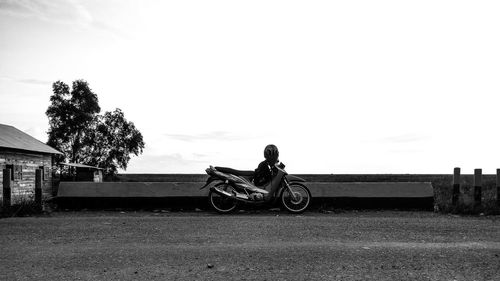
[[208, 183, 238, 214], [281, 182, 312, 213]]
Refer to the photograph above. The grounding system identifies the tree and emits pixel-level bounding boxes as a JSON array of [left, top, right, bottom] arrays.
[[81, 109, 145, 175], [46, 80, 145, 176]]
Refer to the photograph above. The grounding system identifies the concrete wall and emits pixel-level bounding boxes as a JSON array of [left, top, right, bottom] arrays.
[[113, 173, 499, 213], [46, 172, 499, 213], [56, 180, 434, 210], [58, 181, 434, 198]]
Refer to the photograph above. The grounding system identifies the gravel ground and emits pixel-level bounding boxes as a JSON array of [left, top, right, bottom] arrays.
[[1, 211, 499, 281]]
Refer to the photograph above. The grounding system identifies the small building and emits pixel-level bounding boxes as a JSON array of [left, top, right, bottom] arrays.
[[0, 124, 62, 203], [59, 163, 103, 182]]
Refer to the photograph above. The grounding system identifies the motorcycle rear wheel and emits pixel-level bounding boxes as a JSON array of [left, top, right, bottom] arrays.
[[281, 182, 311, 213], [208, 183, 238, 213]]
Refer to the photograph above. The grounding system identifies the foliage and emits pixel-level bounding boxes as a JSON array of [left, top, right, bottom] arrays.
[[46, 80, 100, 164], [82, 109, 145, 175], [46, 80, 145, 175]]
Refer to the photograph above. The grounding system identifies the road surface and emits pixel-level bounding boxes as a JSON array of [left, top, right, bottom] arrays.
[[1, 211, 499, 280]]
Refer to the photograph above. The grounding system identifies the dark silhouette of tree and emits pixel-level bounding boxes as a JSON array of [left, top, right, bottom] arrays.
[[81, 109, 145, 175], [46, 80, 144, 176]]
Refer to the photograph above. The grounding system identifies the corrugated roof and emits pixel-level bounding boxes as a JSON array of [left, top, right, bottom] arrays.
[[60, 163, 102, 169], [0, 124, 63, 155]]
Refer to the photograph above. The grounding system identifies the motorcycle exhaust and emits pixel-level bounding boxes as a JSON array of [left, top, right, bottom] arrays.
[[212, 186, 249, 200], [211, 186, 267, 203]]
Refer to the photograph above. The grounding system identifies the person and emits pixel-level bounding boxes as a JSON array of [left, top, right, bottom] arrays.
[[253, 144, 280, 187]]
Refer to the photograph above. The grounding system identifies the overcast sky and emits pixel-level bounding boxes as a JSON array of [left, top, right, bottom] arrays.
[[1, 0, 499, 174]]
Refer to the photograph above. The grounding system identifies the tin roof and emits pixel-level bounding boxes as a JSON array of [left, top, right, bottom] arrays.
[[0, 124, 63, 155], [60, 163, 102, 169]]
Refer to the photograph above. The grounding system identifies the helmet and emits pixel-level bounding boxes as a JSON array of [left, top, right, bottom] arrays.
[[264, 144, 279, 163]]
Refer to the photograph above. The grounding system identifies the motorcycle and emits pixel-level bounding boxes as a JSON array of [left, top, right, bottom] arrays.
[[200, 162, 312, 213]]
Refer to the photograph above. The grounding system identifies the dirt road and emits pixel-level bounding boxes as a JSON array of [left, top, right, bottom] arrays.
[[1, 211, 499, 280]]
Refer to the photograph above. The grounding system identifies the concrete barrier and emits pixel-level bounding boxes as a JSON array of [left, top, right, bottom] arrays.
[[57, 182, 207, 198], [77, 173, 499, 213], [308, 182, 433, 198], [58, 181, 433, 198]]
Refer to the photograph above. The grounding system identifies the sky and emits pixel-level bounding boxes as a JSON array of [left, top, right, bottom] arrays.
[[0, 0, 499, 174]]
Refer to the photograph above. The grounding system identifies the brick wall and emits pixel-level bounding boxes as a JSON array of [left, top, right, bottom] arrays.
[[0, 150, 54, 204]]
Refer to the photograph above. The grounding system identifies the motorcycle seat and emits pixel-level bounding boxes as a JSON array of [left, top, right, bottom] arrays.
[[214, 166, 255, 177]]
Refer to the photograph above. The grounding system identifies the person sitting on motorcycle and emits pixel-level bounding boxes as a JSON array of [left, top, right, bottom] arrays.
[[253, 144, 280, 187]]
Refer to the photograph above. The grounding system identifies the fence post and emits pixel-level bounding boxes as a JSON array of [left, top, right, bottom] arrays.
[[497, 169, 500, 206], [35, 169, 42, 211], [473, 168, 482, 209], [3, 168, 12, 208], [452, 167, 460, 205]]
